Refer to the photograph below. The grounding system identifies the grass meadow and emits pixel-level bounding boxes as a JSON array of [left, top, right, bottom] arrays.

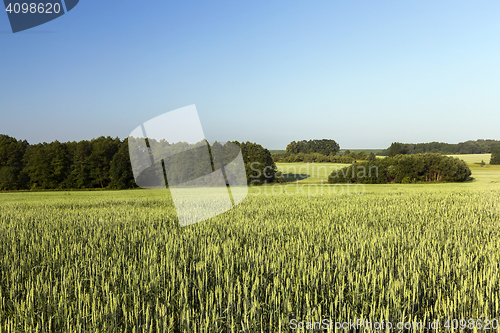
[[276, 163, 346, 183], [448, 154, 491, 165], [0, 155, 500, 332]]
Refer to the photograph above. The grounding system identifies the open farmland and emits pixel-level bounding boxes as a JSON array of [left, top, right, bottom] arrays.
[[276, 163, 347, 183], [275, 155, 500, 186], [1, 162, 500, 332], [447, 154, 491, 165]]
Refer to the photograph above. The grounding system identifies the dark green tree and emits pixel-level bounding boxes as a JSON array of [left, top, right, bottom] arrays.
[[23, 141, 72, 189], [71, 140, 93, 188], [109, 138, 136, 189], [233, 141, 280, 185], [50, 141, 73, 188], [387, 142, 412, 157], [88, 137, 120, 188], [0, 135, 28, 190], [381, 139, 500, 156], [355, 151, 367, 160], [491, 149, 500, 165], [286, 139, 340, 155]]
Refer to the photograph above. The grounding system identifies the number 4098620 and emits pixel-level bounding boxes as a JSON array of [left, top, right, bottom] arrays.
[[5, 3, 61, 14]]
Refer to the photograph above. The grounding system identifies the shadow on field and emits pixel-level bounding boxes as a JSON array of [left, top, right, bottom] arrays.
[[280, 173, 310, 182]]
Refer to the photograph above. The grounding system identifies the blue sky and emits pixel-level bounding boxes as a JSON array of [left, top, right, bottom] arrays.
[[1, 0, 499, 149]]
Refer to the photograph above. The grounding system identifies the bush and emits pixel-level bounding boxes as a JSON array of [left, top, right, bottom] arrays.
[[328, 153, 471, 184]]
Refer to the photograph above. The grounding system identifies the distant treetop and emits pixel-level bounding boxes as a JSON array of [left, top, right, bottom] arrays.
[[286, 139, 340, 156], [381, 139, 500, 156]]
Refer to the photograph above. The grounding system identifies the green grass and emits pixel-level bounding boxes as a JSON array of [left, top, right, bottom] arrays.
[[447, 153, 491, 165], [1, 166, 500, 331], [446, 154, 500, 184], [276, 162, 347, 183]]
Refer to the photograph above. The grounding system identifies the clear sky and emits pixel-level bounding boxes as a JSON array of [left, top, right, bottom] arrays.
[[1, 0, 499, 149]]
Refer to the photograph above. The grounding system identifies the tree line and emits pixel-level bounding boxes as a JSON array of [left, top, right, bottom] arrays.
[[381, 140, 500, 156], [328, 153, 471, 184], [0, 134, 279, 191], [275, 139, 384, 163], [272, 139, 376, 163], [273, 149, 377, 163], [130, 139, 279, 187], [0, 135, 135, 190], [285, 139, 340, 155], [275, 139, 344, 163]]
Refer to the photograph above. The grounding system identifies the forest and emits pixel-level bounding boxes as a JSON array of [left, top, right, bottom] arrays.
[[381, 140, 500, 156], [272, 139, 376, 163], [0, 135, 278, 191], [2, 134, 493, 190]]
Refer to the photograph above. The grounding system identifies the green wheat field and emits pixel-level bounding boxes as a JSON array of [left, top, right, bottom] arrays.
[[1, 157, 500, 332]]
